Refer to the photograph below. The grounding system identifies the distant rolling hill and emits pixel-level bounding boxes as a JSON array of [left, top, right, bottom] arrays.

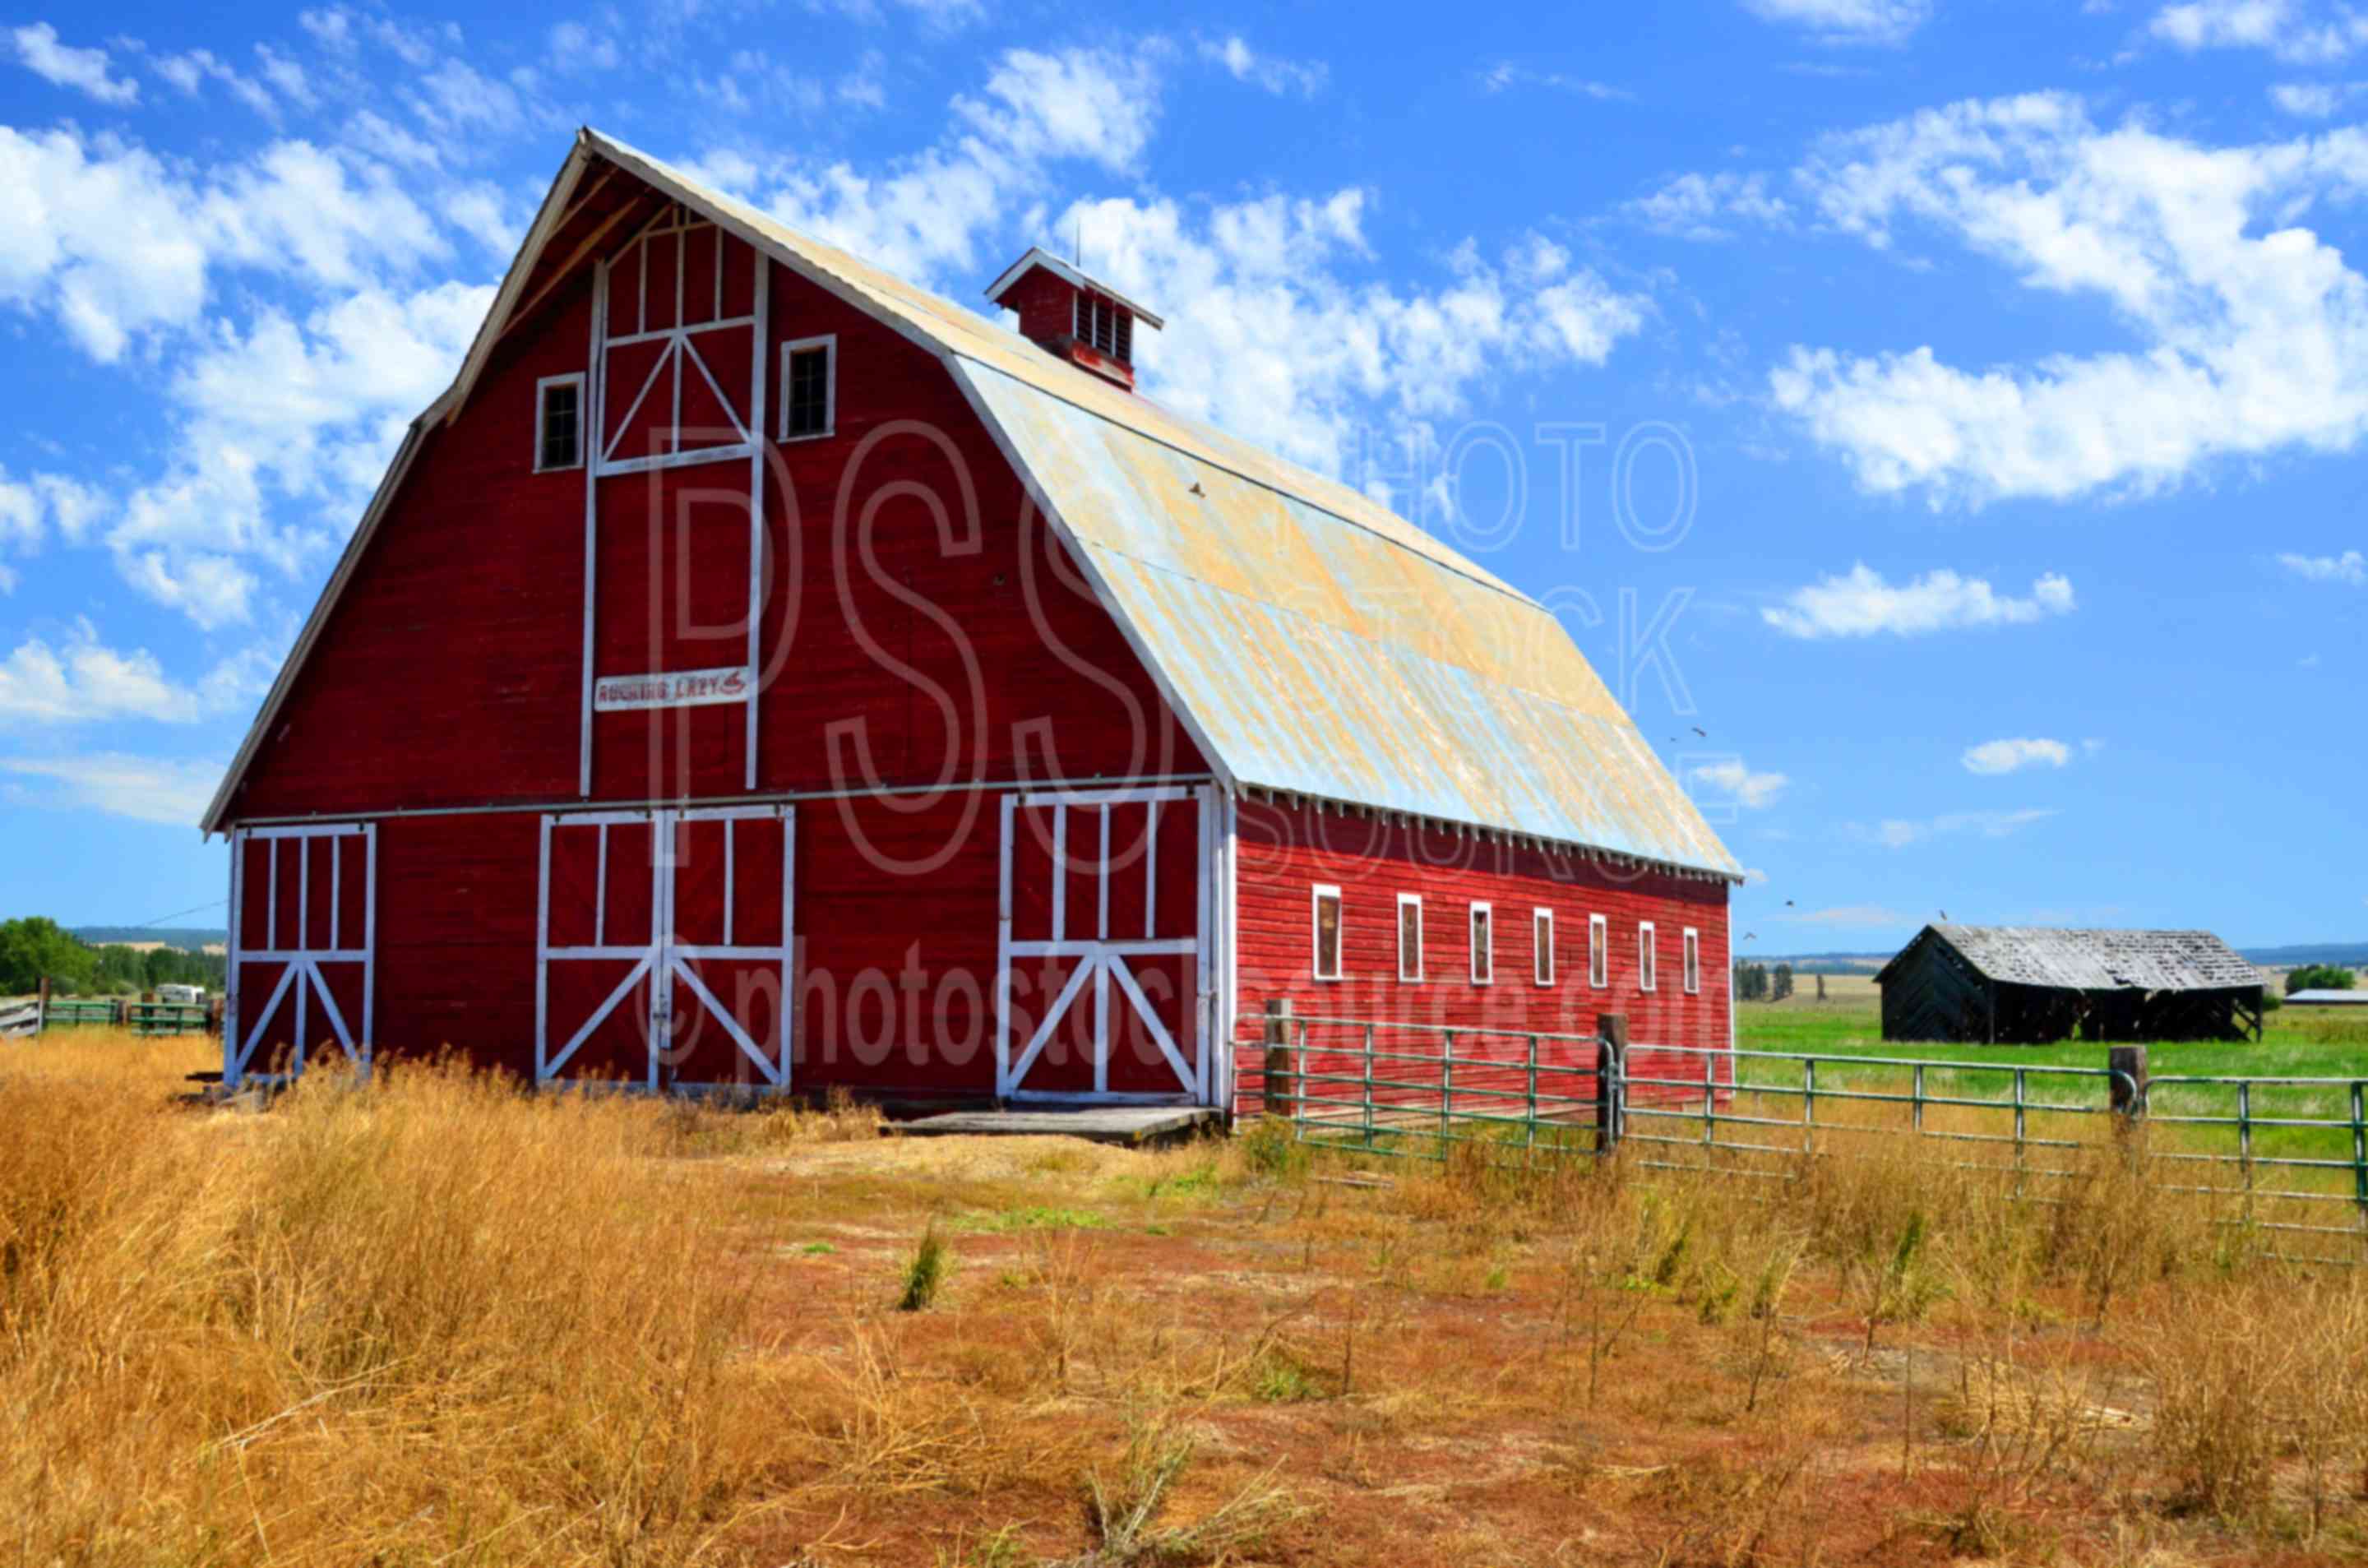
[[72, 927, 230, 951]]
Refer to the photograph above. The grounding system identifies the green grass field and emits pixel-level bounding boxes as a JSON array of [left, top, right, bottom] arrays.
[[1723, 987, 2368, 1208]]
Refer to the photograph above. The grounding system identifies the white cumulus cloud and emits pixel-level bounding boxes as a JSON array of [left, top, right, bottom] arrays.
[[1626, 171, 1792, 239], [1200, 35, 1328, 96], [0, 752, 227, 826], [2150, 0, 2368, 62], [1771, 93, 2368, 506], [0, 620, 271, 724], [2278, 548, 2366, 583], [11, 22, 138, 105], [1962, 737, 2073, 775], [1691, 758, 1790, 808], [1764, 564, 2075, 638], [1741, 0, 1934, 45]]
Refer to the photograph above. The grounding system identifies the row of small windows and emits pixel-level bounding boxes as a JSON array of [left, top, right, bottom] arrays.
[[531, 336, 839, 474], [1311, 886, 1700, 995]]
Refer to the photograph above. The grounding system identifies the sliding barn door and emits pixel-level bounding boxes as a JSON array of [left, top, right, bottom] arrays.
[[997, 786, 1209, 1103], [535, 806, 793, 1091], [225, 822, 375, 1086]]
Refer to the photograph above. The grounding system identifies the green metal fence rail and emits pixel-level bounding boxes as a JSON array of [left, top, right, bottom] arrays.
[[1241, 1004, 2368, 1258], [11, 996, 220, 1036], [125, 1001, 211, 1037], [42, 998, 123, 1027]]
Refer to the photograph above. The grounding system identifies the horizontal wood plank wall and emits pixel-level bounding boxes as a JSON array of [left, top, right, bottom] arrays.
[[1233, 798, 1732, 1117], [229, 169, 1200, 824]]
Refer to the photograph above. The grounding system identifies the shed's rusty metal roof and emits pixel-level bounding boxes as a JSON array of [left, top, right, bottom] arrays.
[[1885, 926, 2264, 992], [573, 132, 1738, 876]]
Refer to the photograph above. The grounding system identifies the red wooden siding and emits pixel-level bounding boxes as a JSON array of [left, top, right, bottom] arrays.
[[1232, 798, 1732, 1117], [225, 166, 1201, 825]]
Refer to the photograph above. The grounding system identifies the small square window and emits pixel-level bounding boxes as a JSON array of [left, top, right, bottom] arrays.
[[1469, 902, 1493, 985], [535, 374, 584, 473], [1589, 914, 1607, 988], [1639, 922, 1658, 992], [1533, 908, 1555, 987], [1397, 894, 1422, 983], [1684, 927, 1701, 995], [1312, 884, 1343, 982], [779, 335, 835, 441]]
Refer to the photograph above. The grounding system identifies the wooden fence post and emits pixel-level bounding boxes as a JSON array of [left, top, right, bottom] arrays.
[[1595, 1012, 1628, 1156], [35, 975, 50, 1034], [1263, 998, 1294, 1122]]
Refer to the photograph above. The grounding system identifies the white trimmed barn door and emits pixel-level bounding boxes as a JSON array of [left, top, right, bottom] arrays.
[[536, 806, 793, 1091], [997, 786, 1210, 1104], [225, 822, 375, 1087]]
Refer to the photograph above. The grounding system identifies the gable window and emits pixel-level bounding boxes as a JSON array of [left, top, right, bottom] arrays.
[[1684, 927, 1701, 995], [1397, 893, 1423, 983], [1639, 922, 1658, 992], [1589, 914, 1608, 988], [535, 374, 584, 472], [1533, 908, 1555, 986], [1075, 292, 1132, 363], [1311, 884, 1343, 981], [779, 335, 836, 440], [1469, 902, 1493, 985]]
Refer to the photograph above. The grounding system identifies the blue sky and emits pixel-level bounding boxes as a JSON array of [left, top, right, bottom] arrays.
[[0, 0, 2361, 948]]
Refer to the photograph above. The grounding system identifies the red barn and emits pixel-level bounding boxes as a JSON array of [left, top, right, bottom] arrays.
[[200, 129, 1741, 1113]]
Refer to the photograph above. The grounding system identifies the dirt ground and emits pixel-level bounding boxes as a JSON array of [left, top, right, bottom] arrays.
[[693, 1127, 2368, 1567]]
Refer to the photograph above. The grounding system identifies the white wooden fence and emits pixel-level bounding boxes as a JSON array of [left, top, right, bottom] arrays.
[[0, 996, 42, 1039]]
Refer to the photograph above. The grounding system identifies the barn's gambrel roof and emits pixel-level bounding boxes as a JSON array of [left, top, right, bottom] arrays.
[[205, 129, 1740, 880], [1880, 925, 2263, 992]]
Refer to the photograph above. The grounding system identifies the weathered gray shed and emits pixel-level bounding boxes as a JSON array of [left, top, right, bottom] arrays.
[[1876, 925, 2266, 1044]]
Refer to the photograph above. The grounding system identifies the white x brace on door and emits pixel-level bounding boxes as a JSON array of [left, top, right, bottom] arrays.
[[535, 804, 794, 1090], [997, 785, 1211, 1103], [225, 821, 375, 1087]]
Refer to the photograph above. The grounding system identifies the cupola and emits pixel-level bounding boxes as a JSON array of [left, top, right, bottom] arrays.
[[986, 247, 1163, 391]]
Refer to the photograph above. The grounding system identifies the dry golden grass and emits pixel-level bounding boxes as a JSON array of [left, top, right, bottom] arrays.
[[6, 1029, 2368, 1565]]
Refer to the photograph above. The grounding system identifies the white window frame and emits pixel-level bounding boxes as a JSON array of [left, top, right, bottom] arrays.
[[1533, 907, 1555, 987], [534, 372, 585, 473], [777, 334, 837, 442], [1468, 901, 1493, 986], [1311, 883, 1344, 982], [1639, 921, 1658, 992], [1589, 914, 1607, 989], [1396, 893, 1423, 983], [1684, 927, 1701, 995]]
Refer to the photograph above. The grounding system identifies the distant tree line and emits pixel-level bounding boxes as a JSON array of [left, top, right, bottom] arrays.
[[0, 917, 228, 997], [1733, 961, 1794, 1002]]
